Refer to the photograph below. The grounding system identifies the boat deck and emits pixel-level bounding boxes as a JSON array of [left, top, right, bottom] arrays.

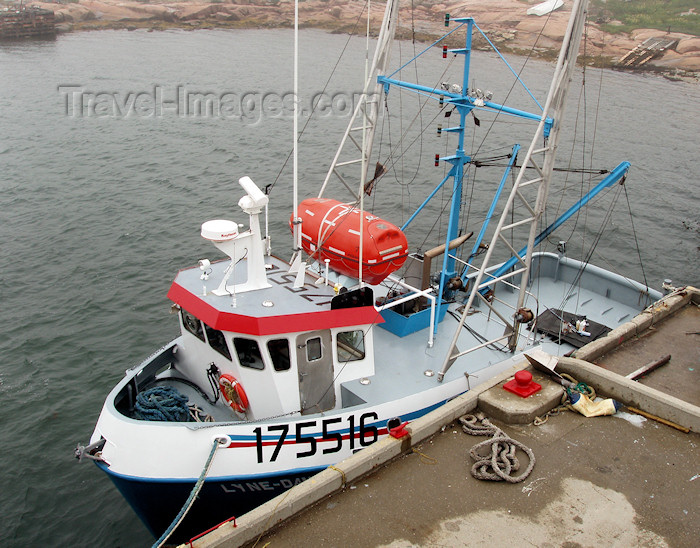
[[170, 255, 339, 319], [162, 252, 659, 416], [343, 257, 656, 406], [244, 295, 700, 548]]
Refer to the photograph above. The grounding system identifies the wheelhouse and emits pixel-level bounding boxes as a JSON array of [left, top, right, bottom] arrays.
[[171, 296, 377, 420]]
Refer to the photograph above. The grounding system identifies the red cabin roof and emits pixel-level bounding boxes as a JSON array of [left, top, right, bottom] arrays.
[[166, 257, 382, 336]]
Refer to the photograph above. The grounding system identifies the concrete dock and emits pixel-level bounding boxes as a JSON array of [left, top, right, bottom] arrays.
[[185, 287, 699, 547]]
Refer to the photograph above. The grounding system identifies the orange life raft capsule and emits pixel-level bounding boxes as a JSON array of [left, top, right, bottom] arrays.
[[291, 198, 409, 285]]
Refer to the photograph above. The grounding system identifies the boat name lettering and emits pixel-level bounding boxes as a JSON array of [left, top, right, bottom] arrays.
[[253, 412, 378, 463], [267, 268, 332, 306], [220, 477, 308, 494]]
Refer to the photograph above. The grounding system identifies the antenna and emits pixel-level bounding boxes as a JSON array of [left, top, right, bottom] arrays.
[[201, 177, 271, 295], [290, 0, 302, 271]]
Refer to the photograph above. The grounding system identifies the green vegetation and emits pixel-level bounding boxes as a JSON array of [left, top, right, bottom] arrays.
[[590, 0, 700, 36]]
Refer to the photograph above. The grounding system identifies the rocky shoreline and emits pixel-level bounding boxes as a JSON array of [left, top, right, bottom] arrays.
[[30, 0, 700, 76]]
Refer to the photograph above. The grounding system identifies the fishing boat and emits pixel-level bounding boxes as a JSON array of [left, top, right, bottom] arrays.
[[76, 0, 662, 543]]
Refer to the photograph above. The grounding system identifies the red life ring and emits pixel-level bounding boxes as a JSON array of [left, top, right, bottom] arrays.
[[219, 374, 250, 414]]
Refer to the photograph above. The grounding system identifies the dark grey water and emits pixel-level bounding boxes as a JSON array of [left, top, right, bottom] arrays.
[[0, 28, 697, 546]]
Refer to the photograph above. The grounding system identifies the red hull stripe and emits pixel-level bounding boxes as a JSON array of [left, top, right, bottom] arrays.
[[225, 428, 391, 449], [167, 283, 382, 335]]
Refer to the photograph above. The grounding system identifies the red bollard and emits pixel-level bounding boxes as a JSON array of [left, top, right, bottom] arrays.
[[503, 370, 541, 398]]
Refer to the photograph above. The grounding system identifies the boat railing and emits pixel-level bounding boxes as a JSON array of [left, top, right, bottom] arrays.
[[377, 276, 437, 348], [114, 342, 180, 417], [451, 253, 540, 347]]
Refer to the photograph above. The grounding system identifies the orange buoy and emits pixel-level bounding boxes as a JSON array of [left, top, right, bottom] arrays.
[[219, 374, 249, 414], [292, 198, 409, 285]]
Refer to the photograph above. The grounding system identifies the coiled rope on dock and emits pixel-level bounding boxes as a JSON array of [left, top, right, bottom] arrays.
[[459, 414, 535, 483]]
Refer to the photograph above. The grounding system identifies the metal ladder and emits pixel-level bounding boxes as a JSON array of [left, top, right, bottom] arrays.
[[437, 0, 590, 381]]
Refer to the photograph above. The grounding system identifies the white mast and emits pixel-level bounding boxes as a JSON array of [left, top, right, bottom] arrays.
[[290, 0, 302, 267], [358, 0, 371, 284]]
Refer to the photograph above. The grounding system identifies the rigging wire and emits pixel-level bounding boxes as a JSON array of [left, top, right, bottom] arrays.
[[380, 24, 469, 190], [576, 22, 592, 310], [389, 0, 422, 224], [265, 1, 370, 196], [397, 6, 406, 190], [623, 184, 649, 289], [543, 83, 585, 249], [456, 113, 481, 264], [383, 58, 455, 190], [456, 9, 558, 167], [540, 19, 594, 262], [557, 181, 626, 310], [405, 0, 425, 189], [460, 159, 477, 250], [380, 0, 426, 214], [378, 48, 469, 252], [414, 179, 460, 254]]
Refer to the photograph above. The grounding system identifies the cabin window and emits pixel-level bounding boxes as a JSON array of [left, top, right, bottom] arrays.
[[337, 330, 365, 362], [267, 338, 291, 372], [204, 324, 231, 360], [306, 337, 322, 362], [182, 310, 205, 341], [234, 337, 264, 370]]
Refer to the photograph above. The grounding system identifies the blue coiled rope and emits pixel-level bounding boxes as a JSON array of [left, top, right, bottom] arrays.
[[135, 386, 190, 422]]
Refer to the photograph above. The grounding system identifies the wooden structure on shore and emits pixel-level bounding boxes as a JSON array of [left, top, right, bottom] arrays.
[[0, 5, 56, 39], [617, 36, 678, 68]]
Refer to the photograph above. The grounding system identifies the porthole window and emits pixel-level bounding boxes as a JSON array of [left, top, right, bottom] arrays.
[[267, 338, 291, 371], [306, 337, 322, 362], [182, 311, 205, 341], [204, 324, 231, 360], [234, 337, 264, 370], [337, 330, 365, 362]]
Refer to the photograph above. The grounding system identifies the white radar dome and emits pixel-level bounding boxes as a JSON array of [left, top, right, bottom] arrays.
[[201, 219, 239, 242]]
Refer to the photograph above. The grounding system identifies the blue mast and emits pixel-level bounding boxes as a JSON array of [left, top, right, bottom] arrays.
[[434, 17, 473, 327], [379, 17, 550, 334]]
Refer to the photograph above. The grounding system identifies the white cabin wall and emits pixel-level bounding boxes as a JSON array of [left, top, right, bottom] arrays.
[[175, 318, 378, 419], [174, 329, 235, 404], [257, 364, 299, 417], [227, 333, 302, 420], [331, 324, 375, 406], [230, 326, 376, 418], [175, 322, 295, 420]]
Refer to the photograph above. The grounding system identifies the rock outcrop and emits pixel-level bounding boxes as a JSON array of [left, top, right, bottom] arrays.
[[30, 0, 700, 73]]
